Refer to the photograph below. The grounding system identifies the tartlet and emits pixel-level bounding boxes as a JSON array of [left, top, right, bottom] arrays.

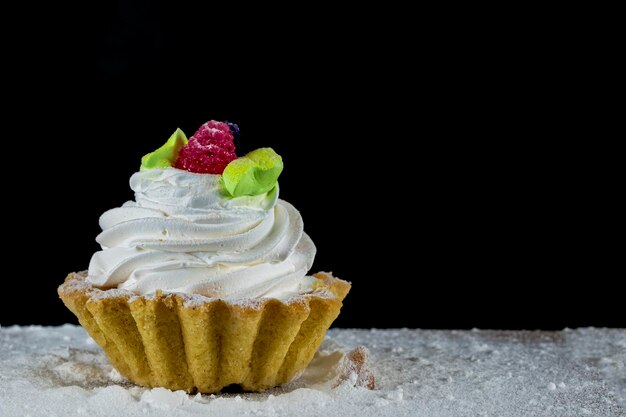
[[58, 120, 350, 393]]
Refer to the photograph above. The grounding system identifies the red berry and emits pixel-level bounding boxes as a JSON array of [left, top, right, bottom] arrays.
[[174, 120, 238, 174]]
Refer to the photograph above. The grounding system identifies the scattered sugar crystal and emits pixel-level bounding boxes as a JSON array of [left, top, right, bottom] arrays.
[[386, 388, 403, 401], [108, 368, 125, 383], [141, 388, 187, 408]]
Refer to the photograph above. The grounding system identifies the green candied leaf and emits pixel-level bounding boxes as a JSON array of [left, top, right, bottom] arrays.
[[222, 148, 283, 197], [140, 128, 188, 171]]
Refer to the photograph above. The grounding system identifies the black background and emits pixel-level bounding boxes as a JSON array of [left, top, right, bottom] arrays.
[[2, 3, 621, 329]]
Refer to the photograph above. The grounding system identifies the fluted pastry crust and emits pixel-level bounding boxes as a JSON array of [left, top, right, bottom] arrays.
[[58, 271, 350, 393]]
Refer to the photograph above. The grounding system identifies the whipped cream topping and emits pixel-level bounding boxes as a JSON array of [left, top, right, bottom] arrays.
[[87, 168, 317, 300]]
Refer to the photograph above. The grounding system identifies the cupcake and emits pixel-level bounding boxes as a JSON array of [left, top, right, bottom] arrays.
[[58, 120, 350, 393]]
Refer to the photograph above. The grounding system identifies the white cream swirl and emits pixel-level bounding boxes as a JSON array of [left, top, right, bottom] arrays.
[[87, 168, 317, 300]]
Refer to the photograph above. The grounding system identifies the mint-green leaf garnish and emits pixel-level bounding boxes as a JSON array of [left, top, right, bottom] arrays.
[[222, 148, 283, 197], [140, 128, 188, 171]]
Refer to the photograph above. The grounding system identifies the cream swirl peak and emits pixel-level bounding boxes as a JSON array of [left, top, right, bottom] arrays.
[[86, 120, 317, 300], [88, 169, 316, 299]]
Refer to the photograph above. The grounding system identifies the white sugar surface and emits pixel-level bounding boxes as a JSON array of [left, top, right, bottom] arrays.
[[0, 325, 624, 417]]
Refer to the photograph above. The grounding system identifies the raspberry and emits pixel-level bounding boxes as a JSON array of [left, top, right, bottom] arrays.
[[174, 120, 238, 174]]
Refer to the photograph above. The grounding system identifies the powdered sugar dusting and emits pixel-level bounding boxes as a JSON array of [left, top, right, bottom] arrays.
[[61, 271, 340, 310], [89, 288, 133, 301], [1, 326, 624, 417], [57, 271, 94, 294]]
